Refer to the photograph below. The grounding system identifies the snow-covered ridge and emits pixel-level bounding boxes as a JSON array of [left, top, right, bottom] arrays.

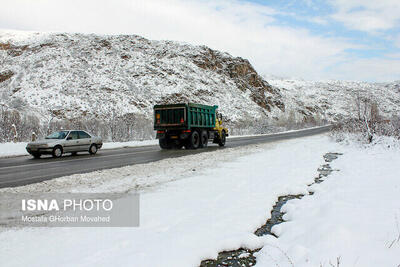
[[0, 30, 283, 125], [266, 77, 400, 121]]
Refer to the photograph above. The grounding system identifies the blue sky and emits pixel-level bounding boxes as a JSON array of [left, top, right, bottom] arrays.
[[246, 0, 400, 61], [1, 0, 399, 81]]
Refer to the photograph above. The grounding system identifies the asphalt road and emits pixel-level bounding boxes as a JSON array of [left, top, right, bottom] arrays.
[[0, 126, 331, 188]]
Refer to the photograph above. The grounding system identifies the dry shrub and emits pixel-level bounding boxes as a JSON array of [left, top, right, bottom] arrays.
[[0, 106, 155, 142], [332, 97, 400, 143]]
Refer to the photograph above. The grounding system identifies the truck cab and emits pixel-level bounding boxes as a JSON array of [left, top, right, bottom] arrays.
[[214, 112, 228, 146]]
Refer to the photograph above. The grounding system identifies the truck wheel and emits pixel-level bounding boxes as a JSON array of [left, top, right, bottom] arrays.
[[189, 131, 200, 149], [218, 131, 226, 147], [199, 130, 208, 148], [52, 146, 63, 158], [159, 138, 172, 149]]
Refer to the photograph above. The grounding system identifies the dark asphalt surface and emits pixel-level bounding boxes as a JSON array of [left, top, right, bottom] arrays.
[[0, 126, 331, 188]]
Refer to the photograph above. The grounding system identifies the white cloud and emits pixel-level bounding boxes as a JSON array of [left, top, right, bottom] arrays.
[[0, 0, 398, 81], [305, 16, 328, 25], [330, 0, 400, 32], [385, 52, 400, 58], [394, 34, 400, 48], [332, 57, 400, 82]]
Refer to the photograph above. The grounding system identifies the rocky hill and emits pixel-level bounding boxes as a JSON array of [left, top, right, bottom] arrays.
[[266, 77, 400, 122], [0, 31, 287, 141]]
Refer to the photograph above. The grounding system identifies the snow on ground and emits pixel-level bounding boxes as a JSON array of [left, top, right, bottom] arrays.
[[0, 134, 338, 267], [101, 139, 157, 149], [0, 142, 27, 157], [0, 139, 158, 158], [1, 134, 398, 267], [257, 136, 400, 267]]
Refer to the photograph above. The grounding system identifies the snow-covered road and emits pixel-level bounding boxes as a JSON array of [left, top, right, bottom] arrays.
[[0, 134, 399, 267]]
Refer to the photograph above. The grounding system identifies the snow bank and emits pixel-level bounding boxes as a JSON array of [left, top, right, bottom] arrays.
[[101, 140, 158, 149], [0, 142, 28, 157], [0, 135, 338, 267], [332, 132, 400, 149], [257, 138, 400, 266]]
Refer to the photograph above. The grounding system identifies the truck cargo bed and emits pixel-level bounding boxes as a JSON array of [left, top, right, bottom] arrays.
[[154, 103, 217, 130]]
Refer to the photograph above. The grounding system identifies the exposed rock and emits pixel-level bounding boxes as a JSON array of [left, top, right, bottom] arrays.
[[0, 42, 29, 57], [0, 70, 14, 83], [191, 47, 284, 112]]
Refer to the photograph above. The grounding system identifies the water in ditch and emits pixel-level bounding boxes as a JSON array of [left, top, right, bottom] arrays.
[[199, 152, 342, 267]]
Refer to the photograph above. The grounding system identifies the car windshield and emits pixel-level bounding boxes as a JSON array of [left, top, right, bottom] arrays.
[[45, 131, 69, 139]]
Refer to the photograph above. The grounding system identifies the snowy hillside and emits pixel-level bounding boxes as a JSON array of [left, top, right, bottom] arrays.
[[0, 30, 285, 141], [266, 77, 400, 121]]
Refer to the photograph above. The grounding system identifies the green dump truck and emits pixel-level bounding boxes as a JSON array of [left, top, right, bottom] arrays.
[[153, 103, 229, 149]]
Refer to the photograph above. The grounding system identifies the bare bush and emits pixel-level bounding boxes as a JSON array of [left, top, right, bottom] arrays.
[[225, 110, 327, 137], [332, 97, 400, 143], [273, 109, 327, 132], [0, 107, 155, 143], [1, 103, 330, 143], [0, 107, 41, 142]]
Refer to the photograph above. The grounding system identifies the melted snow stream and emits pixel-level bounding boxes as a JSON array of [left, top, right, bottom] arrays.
[[199, 152, 342, 267]]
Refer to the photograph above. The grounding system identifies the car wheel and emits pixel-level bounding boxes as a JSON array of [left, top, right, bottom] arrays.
[[32, 153, 41, 159], [89, 144, 98, 155], [52, 146, 63, 158]]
